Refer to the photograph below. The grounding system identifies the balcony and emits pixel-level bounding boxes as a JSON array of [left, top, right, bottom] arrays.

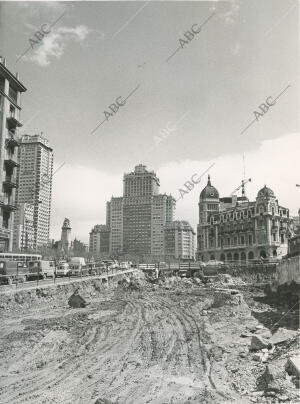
[[4, 158, 19, 169], [6, 131, 19, 148], [0, 195, 17, 211], [0, 227, 11, 239], [3, 177, 17, 189], [6, 115, 22, 130], [222, 244, 247, 250], [270, 241, 281, 247]]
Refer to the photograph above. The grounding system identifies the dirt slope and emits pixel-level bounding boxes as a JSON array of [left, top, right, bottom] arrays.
[[0, 274, 298, 404]]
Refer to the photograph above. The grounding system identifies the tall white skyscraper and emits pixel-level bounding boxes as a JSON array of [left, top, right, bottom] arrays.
[[13, 134, 53, 251]]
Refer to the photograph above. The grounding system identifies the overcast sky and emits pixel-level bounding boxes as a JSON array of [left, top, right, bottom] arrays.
[[0, 0, 299, 243]]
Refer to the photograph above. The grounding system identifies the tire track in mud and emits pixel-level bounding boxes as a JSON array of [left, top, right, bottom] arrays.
[[1, 284, 234, 404], [1, 324, 103, 404], [48, 299, 141, 403], [0, 299, 138, 404], [110, 293, 205, 404], [74, 297, 145, 403], [182, 296, 231, 401]]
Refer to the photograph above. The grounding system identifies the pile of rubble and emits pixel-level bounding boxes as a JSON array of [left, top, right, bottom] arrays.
[[241, 324, 300, 402]]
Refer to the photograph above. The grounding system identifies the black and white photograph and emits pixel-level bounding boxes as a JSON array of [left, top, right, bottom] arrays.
[[0, 0, 299, 402]]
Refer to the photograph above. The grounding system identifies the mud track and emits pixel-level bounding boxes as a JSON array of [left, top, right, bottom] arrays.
[[0, 280, 256, 403]]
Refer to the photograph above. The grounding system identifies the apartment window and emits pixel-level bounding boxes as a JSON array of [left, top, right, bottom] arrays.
[[9, 86, 17, 103]]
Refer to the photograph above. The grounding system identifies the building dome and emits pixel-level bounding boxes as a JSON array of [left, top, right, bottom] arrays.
[[200, 175, 219, 200], [62, 218, 71, 229], [257, 185, 275, 199]]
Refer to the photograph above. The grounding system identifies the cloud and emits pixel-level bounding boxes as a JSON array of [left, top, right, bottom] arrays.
[[24, 25, 90, 66], [210, 0, 241, 25], [50, 133, 300, 244], [222, 0, 241, 24], [230, 42, 240, 55], [51, 164, 122, 242], [158, 132, 300, 235]]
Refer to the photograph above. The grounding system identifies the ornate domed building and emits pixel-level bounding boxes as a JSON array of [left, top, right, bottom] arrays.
[[197, 177, 294, 262]]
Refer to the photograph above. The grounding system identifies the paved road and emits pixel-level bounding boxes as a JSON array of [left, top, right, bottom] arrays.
[[0, 269, 137, 294]]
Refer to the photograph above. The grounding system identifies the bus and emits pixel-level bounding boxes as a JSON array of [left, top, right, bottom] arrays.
[[0, 253, 42, 263]]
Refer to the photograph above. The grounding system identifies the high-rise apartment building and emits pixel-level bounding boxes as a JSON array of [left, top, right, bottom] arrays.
[[13, 134, 53, 250], [151, 194, 176, 257], [104, 165, 181, 260], [164, 220, 195, 261], [122, 164, 175, 258], [106, 197, 123, 254], [0, 57, 26, 251], [89, 224, 110, 256]]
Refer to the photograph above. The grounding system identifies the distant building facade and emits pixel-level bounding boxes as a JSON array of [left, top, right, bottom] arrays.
[[288, 234, 300, 258], [71, 238, 88, 256], [0, 57, 26, 251], [13, 134, 53, 250], [89, 224, 110, 256], [164, 220, 195, 261], [197, 176, 293, 262], [13, 202, 34, 251]]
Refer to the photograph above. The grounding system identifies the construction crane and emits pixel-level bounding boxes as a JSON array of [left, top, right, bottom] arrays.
[[230, 178, 251, 197]]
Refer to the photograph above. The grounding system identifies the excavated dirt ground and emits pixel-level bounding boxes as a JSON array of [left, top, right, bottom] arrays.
[[0, 272, 299, 404]]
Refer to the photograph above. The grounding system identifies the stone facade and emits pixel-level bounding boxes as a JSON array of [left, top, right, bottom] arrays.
[[197, 176, 293, 262]]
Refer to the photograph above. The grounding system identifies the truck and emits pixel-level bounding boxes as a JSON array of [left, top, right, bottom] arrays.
[[0, 260, 29, 285], [27, 260, 56, 280], [68, 257, 89, 277], [56, 262, 70, 277]]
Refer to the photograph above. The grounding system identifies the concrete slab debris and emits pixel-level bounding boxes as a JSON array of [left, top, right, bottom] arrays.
[[286, 355, 300, 377], [250, 335, 271, 351]]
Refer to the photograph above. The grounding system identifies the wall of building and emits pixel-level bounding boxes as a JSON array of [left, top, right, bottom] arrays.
[[0, 59, 26, 251], [276, 256, 300, 286]]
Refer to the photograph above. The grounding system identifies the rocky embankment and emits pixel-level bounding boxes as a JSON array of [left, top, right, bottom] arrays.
[[0, 271, 138, 314]]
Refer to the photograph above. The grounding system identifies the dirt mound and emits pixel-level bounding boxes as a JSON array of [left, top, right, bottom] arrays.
[[217, 273, 246, 286]]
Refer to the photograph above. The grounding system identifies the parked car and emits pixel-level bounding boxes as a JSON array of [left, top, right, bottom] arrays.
[[56, 262, 70, 277], [27, 260, 56, 280], [69, 264, 89, 277], [68, 257, 89, 277], [102, 260, 117, 269], [0, 260, 28, 285]]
